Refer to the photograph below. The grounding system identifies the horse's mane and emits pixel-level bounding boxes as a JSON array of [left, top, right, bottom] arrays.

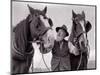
[[13, 15, 31, 52]]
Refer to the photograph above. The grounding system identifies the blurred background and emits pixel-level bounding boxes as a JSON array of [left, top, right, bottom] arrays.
[[12, 1, 96, 72]]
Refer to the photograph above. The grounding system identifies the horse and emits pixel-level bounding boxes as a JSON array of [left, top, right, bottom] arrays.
[[68, 10, 92, 70], [11, 5, 53, 74]]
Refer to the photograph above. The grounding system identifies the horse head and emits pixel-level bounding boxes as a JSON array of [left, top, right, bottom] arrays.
[[27, 5, 53, 42], [13, 5, 54, 54], [69, 10, 92, 53], [72, 10, 92, 34]]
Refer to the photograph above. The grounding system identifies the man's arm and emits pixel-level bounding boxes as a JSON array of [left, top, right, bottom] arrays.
[[68, 41, 79, 56]]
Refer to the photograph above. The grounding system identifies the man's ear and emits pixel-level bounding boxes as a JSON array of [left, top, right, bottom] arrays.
[[82, 11, 85, 18], [27, 4, 35, 14], [42, 6, 47, 15], [72, 10, 77, 18]]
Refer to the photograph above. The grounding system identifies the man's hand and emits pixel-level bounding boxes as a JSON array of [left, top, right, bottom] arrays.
[[68, 41, 79, 56]]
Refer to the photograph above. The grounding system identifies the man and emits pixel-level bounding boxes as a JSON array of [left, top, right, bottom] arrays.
[[40, 25, 78, 71]]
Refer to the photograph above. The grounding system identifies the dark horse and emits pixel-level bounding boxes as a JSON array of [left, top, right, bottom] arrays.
[[11, 5, 53, 74], [68, 10, 92, 70]]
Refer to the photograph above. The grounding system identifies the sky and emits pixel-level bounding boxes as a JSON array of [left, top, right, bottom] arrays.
[[12, 1, 96, 69]]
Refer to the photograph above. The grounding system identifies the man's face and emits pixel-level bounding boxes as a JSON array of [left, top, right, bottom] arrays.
[[56, 29, 66, 41]]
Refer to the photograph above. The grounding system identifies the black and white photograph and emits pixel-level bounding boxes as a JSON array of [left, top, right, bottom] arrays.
[[11, 0, 96, 74]]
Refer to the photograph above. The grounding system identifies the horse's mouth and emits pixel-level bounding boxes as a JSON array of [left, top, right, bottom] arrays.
[[32, 32, 46, 44]]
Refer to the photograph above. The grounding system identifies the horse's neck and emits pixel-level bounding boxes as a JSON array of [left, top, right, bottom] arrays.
[[14, 17, 33, 50]]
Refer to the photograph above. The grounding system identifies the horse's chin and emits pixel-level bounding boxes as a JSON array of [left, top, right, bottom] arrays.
[[31, 36, 40, 43], [31, 34, 45, 44]]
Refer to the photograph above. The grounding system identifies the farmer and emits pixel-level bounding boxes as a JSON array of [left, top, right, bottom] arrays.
[[40, 25, 78, 71]]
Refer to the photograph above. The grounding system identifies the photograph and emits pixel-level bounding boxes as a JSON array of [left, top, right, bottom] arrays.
[[11, 0, 96, 74]]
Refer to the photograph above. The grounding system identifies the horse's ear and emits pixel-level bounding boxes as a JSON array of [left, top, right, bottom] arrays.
[[42, 6, 47, 14], [82, 11, 85, 18], [72, 10, 77, 18], [27, 5, 35, 14]]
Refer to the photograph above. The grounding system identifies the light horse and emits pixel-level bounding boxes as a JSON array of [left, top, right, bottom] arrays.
[[11, 5, 53, 74], [68, 10, 92, 70]]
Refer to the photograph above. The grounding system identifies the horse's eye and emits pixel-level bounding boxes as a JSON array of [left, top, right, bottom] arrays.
[[75, 18, 78, 21], [35, 13, 39, 17]]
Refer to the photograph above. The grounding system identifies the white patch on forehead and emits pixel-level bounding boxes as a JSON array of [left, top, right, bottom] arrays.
[[80, 20, 85, 32], [80, 20, 87, 47], [40, 15, 50, 27]]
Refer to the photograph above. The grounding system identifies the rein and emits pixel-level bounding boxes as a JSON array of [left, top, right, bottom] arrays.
[[42, 53, 51, 71]]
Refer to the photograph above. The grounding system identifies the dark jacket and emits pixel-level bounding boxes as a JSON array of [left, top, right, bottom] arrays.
[[40, 39, 71, 71]]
